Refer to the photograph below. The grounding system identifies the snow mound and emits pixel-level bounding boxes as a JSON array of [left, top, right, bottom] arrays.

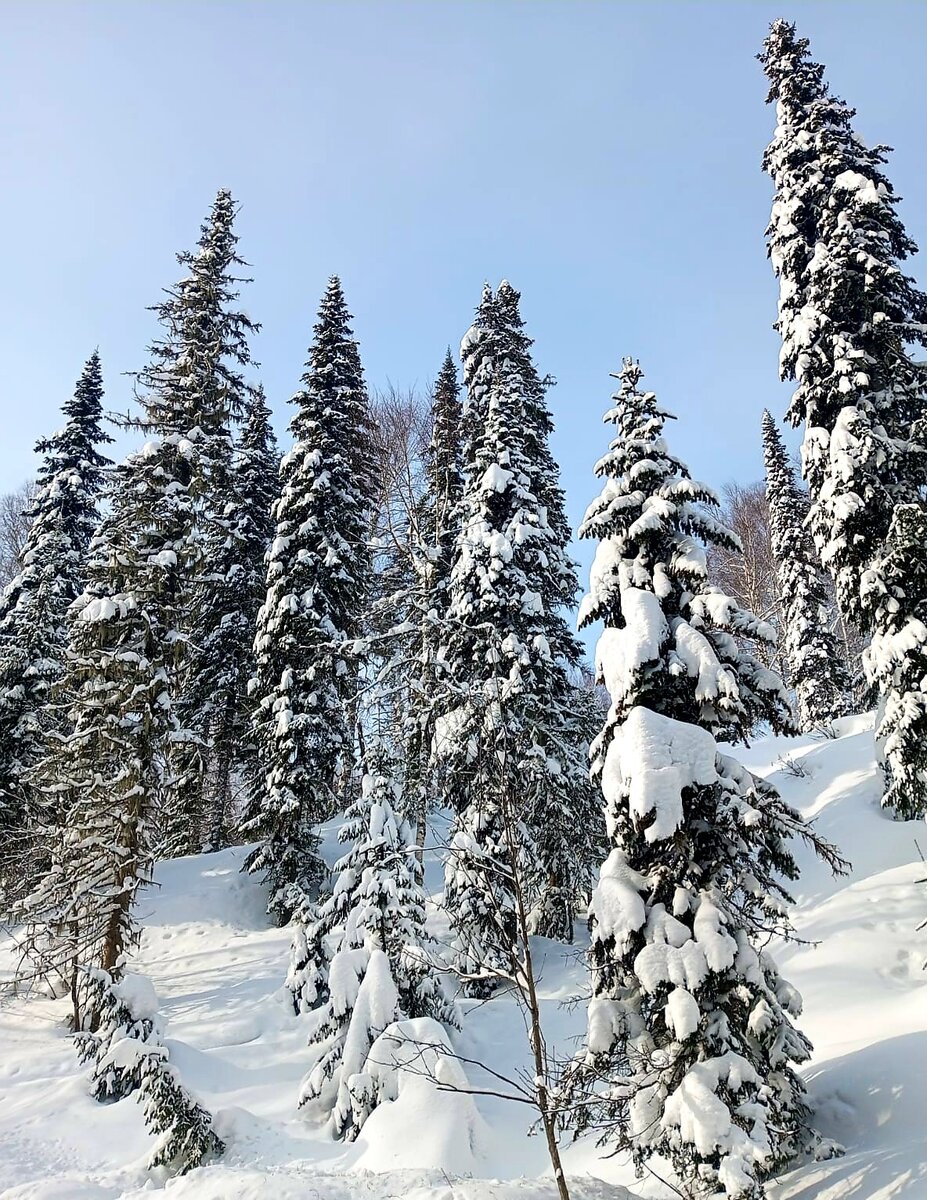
[[351, 1017, 485, 1173]]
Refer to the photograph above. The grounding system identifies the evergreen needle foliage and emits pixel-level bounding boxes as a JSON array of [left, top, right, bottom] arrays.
[[761, 18, 927, 817], [0, 352, 111, 900], [298, 741, 455, 1140], [761, 409, 849, 731], [439, 282, 602, 992], [245, 277, 376, 925], [570, 360, 843, 1199], [131, 188, 262, 855], [18, 429, 195, 1005], [78, 968, 224, 1174]]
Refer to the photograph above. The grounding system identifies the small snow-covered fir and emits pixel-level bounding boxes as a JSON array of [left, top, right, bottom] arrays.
[[299, 748, 454, 1141], [78, 967, 223, 1174]]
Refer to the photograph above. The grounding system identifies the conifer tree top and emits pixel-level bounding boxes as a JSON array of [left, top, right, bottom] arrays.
[[33, 351, 111, 481], [291, 276, 367, 429], [760, 19, 823, 103], [760, 409, 801, 503], [135, 189, 259, 442], [579, 359, 794, 742], [3, 350, 112, 619], [430, 349, 462, 453], [759, 15, 927, 397], [457, 279, 577, 611], [42, 350, 109, 453]]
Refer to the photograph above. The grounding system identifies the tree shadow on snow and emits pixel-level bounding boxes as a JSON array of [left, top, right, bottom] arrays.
[[775, 1031, 927, 1199]]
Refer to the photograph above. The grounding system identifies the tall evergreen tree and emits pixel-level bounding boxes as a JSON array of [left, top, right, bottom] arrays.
[[460, 281, 576, 608], [0, 352, 111, 897], [244, 277, 376, 924], [16, 429, 195, 1017], [13, 195, 258, 1010], [459, 283, 497, 443], [761, 19, 927, 815], [761, 410, 849, 730], [569, 361, 837, 1199], [189, 386, 279, 852], [440, 361, 544, 991], [439, 283, 601, 964], [492, 281, 577, 591], [132, 188, 259, 854], [400, 351, 464, 861], [425, 350, 465, 594]]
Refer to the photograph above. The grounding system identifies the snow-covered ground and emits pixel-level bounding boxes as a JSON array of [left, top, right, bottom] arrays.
[[1, 714, 925, 1200]]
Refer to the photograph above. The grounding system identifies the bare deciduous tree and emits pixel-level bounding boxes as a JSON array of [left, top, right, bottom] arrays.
[[369, 383, 432, 568], [436, 664, 574, 1199], [709, 477, 867, 710], [367, 383, 436, 856], [708, 480, 788, 677], [0, 480, 37, 590]]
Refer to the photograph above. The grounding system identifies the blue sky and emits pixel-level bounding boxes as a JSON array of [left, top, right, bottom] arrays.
[[2, 0, 926, 573]]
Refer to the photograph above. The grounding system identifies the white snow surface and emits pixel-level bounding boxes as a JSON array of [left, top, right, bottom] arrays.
[[594, 589, 667, 703], [2, 714, 926, 1199], [601, 706, 717, 843]]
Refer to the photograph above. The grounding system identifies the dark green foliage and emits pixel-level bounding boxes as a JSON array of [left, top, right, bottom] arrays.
[[440, 282, 601, 989], [0, 352, 111, 897], [131, 188, 260, 856], [78, 968, 224, 1175], [18, 431, 195, 990], [245, 277, 376, 924], [189, 386, 279, 852]]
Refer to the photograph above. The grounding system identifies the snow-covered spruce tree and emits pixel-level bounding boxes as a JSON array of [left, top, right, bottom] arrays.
[[78, 970, 223, 1172], [130, 188, 259, 855], [17, 428, 196, 1020], [425, 349, 465, 594], [440, 388, 550, 984], [459, 282, 497, 441], [487, 285, 603, 938], [761, 410, 849, 731], [73, 964, 223, 1171], [570, 361, 841, 1199], [439, 283, 601, 962], [761, 20, 927, 816], [244, 277, 376, 924], [459, 281, 576, 595], [398, 350, 464, 862], [299, 743, 454, 1141], [189, 385, 279, 852], [578, 365, 796, 753], [0, 352, 110, 897]]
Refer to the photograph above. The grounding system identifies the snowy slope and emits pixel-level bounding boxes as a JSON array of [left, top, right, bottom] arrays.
[[744, 716, 927, 1200], [1, 716, 925, 1199]]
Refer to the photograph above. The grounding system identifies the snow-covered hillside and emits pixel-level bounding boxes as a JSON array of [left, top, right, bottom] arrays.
[[1, 715, 924, 1200]]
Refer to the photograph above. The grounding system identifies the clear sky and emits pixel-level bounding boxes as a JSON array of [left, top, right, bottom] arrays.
[[2, 1, 926, 579]]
